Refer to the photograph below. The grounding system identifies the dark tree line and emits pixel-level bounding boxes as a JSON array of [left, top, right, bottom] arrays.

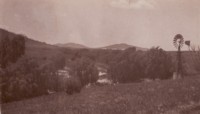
[[62, 47, 174, 83]]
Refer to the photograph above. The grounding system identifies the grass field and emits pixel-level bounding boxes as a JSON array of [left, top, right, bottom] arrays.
[[1, 75, 200, 114]]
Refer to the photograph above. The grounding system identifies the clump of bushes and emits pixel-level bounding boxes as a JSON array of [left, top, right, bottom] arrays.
[[69, 57, 99, 86], [109, 47, 174, 83], [145, 47, 174, 79], [64, 57, 99, 94], [2, 57, 41, 102], [1, 56, 65, 103], [1, 52, 99, 102], [65, 77, 82, 95]]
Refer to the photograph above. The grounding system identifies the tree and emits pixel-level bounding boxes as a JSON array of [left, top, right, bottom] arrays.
[[145, 47, 174, 79], [70, 57, 98, 86], [1, 56, 63, 103], [109, 47, 146, 83], [1, 57, 40, 102], [109, 47, 174, 83], [65, 76, 82, 95]]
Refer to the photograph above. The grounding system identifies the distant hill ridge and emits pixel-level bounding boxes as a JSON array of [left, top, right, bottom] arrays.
[[55, 43, 88, 49], [101, 43, 148, 51], [1, 28, 146, 51], [55, 43, 148, 51]]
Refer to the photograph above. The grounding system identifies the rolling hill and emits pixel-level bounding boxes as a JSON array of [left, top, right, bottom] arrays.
[[0, 28, 58, 51], [55, 43, 88, 49], [54, 42, 148, 51], [101, 43, 148, 51]]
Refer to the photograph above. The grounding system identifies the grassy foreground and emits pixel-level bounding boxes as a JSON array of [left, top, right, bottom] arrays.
[[1, 76, 200, 114]]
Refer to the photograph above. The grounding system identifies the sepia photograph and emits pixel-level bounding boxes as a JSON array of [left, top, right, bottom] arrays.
[[0, 0, 200, 114]]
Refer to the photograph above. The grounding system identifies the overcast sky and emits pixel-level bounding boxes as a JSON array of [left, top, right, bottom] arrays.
[[0, 0, 200, 50]]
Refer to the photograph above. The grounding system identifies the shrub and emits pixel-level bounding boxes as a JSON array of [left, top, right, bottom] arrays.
[[109, 47, 146, 83], [65, 77, 82, 95], [1, 56, 64, 103], [1, 57, 42, 102], [145, 47, 174, 79], [109, 47, 174, 83], [70, 57, 99, 86]]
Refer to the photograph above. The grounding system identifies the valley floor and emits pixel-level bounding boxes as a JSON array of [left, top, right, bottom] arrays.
[[2, 76, 200, 114]]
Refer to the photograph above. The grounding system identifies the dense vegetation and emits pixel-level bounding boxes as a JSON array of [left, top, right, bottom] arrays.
[[0, 29, 192, 103], [70, 57, 98, 86], [109, 47, 174, 83], [65, 46, 174, 83], [0, 30, 66, 103]]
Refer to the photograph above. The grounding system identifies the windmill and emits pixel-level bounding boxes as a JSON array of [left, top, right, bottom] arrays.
[[173, 34, 184, 78]]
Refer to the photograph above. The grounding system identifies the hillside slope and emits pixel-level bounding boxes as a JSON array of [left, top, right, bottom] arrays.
[[25, 38, 64, 59], [0, 28, 65, 66], [0, 28, 61, 55], [2, 76, 200, 114]]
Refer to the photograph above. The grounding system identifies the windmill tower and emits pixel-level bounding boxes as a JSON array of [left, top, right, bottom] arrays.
[[173, 34, 184, 79]]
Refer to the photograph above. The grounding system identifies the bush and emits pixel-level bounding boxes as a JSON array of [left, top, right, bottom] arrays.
[[65, 77, 82, 95], [70, 57, 99, 86], [1, 57, 42, 102], [109, 47, 146, 83], [1, 56, 64, 103], [109, 47, 174, 83], [145, 47, 174, 79]]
